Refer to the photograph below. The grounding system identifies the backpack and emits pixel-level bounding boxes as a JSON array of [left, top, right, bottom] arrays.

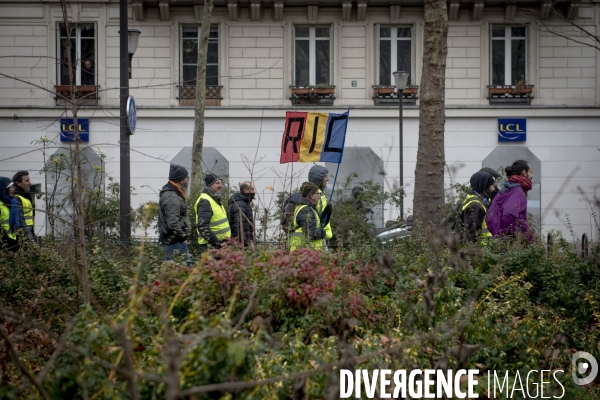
[[280, 200, 297, 232], [440, 200, 465, 232]]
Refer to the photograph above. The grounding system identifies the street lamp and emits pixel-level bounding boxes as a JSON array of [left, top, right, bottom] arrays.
[[119, 2, 140, 241], [392, 71, 409, 221]]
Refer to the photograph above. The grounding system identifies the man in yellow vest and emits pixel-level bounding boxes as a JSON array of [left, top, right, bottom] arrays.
[[462, 171, 495, 243], [195, 173, 231, 253], [0, 177, 20, 252], [289, 182, 328, 252], [308, 165, 333, 246], [13, 171, 37, 243]]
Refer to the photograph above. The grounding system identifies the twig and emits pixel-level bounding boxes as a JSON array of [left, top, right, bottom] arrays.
[[115, 324, 139, 400], [0, 324, 51, 400]]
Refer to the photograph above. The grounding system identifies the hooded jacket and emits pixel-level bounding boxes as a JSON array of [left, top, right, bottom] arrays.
[[158, 182, 190, 245], [485, 181, 533, 241], [0, 177, 20, 251], [462, 172, 495, 243], [308, 165, 328, 189], [228, 192, 254, 246], [283, 193, 325, 241]]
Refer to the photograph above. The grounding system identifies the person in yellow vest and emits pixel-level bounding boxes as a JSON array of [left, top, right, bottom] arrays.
[[0, 177, 20, 252], [462, 171, 495, 243], [289, 182, 328, 252], [195, 173, 231, 253], [308, 165, 333, 246], [13, 171, 38, 243]]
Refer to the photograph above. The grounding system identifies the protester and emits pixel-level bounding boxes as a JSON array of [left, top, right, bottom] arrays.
[[308, 165, 333, 244], [0, 177, 20, 252], [195, 173, 231, 253], [288, 182, 327, 251], [462, 171, 495, 243], [228, 181, 255, 248], [13, 171, 37, 243], [158, 164, 192, 265], [479, 167, 501, 206], [485, 160, 534, 241]]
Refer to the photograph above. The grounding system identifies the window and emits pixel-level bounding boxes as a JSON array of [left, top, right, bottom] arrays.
[[491, 26, 527, 86], [58, 24, 96, 86], [181, 24, 219, 87], [294, 26, 331, 86], [378, 26, 413, 86]]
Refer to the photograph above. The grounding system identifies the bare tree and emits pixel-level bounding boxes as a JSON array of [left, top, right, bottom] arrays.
[[191, 0, 215, 191], [59, 0, 91, 304], [412, 0, 449, 228]]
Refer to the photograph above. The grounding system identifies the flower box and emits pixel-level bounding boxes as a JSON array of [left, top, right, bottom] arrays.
[[290, 87, 313, 95], [373, 86, 396, 95], [403, 87, 419, 96]]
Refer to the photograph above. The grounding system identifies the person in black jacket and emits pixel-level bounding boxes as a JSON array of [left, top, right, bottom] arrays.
[[158, 164, 192, 266], [13, 170, 38, 243], [228, 181, 255, 248], [462, 171, 495, 243], [195, 173, 231, 252]]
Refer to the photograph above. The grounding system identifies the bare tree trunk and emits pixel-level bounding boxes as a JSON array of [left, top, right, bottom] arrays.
[[60, 0, 91, 305], [413, 0, 448, 228], [191, 0, 214, 191]]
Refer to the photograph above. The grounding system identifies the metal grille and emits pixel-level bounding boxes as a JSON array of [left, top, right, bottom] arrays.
[[178, 85, 222, 106]]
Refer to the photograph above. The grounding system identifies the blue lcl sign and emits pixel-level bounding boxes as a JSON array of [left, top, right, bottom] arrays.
[[60, 118, 89, 142], [498, 118, 526, 142]]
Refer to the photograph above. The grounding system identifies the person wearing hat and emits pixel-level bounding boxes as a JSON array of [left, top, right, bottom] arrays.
[[0, 176, 20, 252], [227, 181, 256, 248], [194, 173, 231, 253], [288, 182, 327, 251], [158, 164, 192, 265], [308, 165, 333, 245], [479, 167, 501, 206], [13, 170, 38, 244], [462, 171, 495, 243]]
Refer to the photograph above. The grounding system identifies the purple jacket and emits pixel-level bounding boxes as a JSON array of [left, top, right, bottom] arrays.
[[485, 182, 533, 241]]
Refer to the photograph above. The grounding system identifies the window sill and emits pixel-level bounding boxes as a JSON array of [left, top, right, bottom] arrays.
[[488, 85, 533, 105], [54, 85, 100, 105]]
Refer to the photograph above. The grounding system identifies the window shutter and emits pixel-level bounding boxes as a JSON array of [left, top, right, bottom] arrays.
[[374, 24, 380, 85]]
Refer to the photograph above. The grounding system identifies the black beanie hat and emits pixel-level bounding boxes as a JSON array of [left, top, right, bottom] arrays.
[[169, 164, 188, 182], [205, 173, 222, 187]]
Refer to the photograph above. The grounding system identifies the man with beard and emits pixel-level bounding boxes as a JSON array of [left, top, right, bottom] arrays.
[[308, 165, 333, 246], [13, 171, 38, 243], [228, 181, 255, 248], [195, 173, 231, 253], [479, 167, 501, 206], [158, 164, 192, 265], [462, 171, 496, 243]]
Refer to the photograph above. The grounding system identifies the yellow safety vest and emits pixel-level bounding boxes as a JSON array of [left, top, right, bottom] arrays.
[[289, 205, 324, 252], [15, 194, 34, 227], [0, 203, 17, 241], [195, 193, 231, 245], [462, 194, 492, 239], [316, 190, 333, 240]]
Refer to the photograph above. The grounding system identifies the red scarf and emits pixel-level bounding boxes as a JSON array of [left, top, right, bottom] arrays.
[[508, 175, 532, 193]]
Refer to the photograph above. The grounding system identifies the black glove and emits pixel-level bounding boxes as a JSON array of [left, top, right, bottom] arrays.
[[321, 204, 333, 225]]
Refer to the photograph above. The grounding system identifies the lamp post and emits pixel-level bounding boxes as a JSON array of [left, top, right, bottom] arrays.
[[119, 0, 140, 242], [392, 71, 409, 221]]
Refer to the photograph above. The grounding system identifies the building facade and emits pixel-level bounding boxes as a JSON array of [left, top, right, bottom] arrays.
[[0, 0, 599, 238]]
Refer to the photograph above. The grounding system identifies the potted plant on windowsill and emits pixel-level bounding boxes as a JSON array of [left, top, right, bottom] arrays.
[[312, 84, 335, 96], [403, 85, 419, 96], [290, 86, 313, 95], [373, 85, 396, 95]]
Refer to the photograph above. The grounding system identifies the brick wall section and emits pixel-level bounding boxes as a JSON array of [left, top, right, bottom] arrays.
[[0, 25, 48, 103], [538, 26, 596, 100], [228, 26, 283, 104], [445, 26, 481, 104], [105, 25, 171, 105], [341, 26, 366, 100]]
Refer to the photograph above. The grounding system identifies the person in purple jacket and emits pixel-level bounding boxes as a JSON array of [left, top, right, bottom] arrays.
[[485, 160, 534, 241]]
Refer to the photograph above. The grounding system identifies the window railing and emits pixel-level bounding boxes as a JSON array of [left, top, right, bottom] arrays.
[[54, 85, 100, 105], [372, 85, 418, 105], [488, 85, 534, 105], [177, 85, 222, 106], [289, 85, 335, 106]]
